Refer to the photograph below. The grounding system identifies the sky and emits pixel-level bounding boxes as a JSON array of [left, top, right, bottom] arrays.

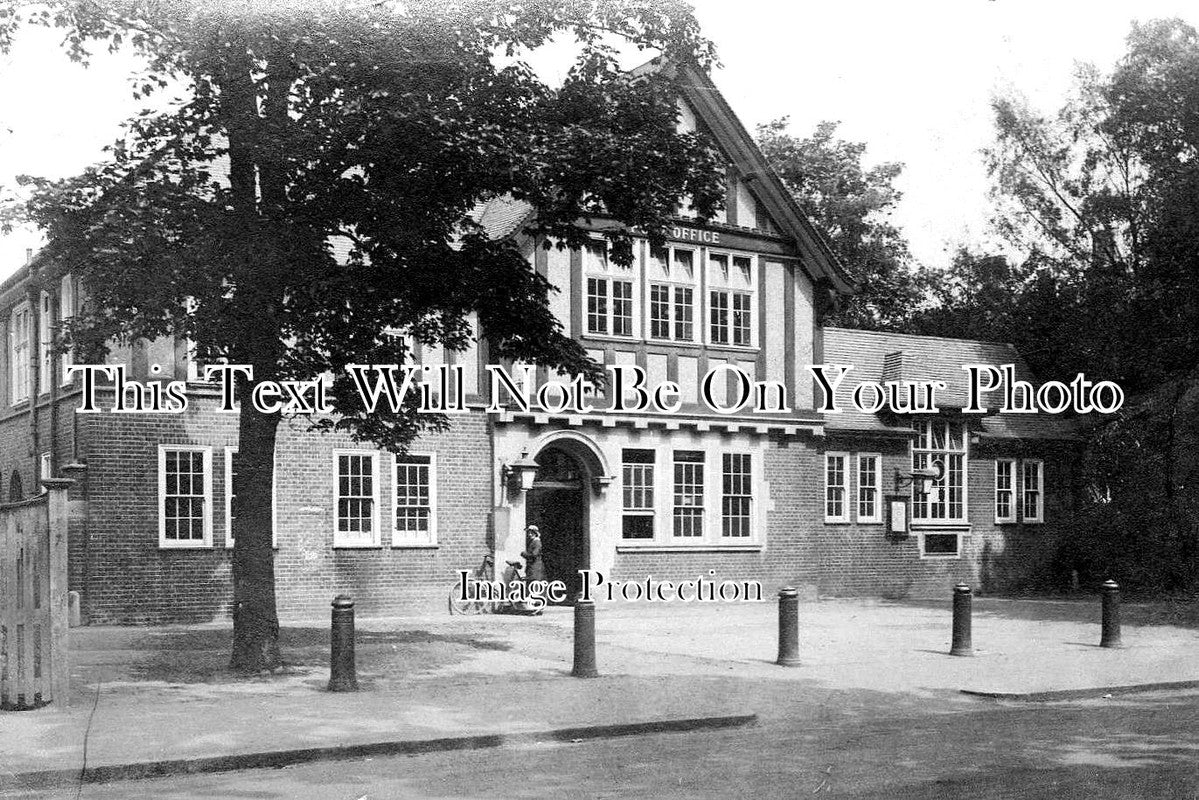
[[2, 0, 1198, 282]]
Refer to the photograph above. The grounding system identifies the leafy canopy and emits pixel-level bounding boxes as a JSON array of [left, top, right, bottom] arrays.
[[756, 117, 926, 330], [2, 0, 726, 448]]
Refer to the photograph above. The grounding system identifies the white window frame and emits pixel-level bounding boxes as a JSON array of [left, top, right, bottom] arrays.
[[333, 449, 381, 548], [995, 458, 1016, 524], [583, 240, 636, 339], [918, 531, 962, 559], [621, 448, 656, 540], [825, 452, 850, 523], [1022, 459, 1044, 524], [671, 450, 706, 539], [911, 419, 968, 523], [720, 452, 754, 538], [392, 452, 437, 547], [857, 453, 882, 523], [706, 250, 757, 349], [224, 447, 278, 548], [616, 447, 763, 549], [158, 445, 213, 549], [9, 301, 31, 405], [40, 451, 51, 482], [38, 291, 51, 396], [59, 274, 76, 386], [647, 245, 698, 344]]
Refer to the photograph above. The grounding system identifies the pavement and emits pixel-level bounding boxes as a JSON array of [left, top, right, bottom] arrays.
[[2, 595, 1198, 792]]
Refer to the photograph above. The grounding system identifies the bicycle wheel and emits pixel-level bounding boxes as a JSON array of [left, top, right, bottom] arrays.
[[448, 582, 485, 615]]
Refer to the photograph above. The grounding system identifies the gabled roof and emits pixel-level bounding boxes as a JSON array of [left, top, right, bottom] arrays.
[[470, 58, 854, 296], [822, 327, 1078, 441], [467, 195, 535, 241], [634, 58, 854, 295]]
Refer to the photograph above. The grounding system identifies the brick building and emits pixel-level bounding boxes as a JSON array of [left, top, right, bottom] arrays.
[[0, 61, 1077, 623]]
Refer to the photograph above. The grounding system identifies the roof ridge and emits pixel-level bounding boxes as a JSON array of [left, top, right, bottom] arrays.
[[824, 326, 1019, 350]]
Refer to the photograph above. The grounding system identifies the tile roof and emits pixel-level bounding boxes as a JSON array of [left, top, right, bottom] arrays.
[[821, 327, 1078, 441], [467, 196, 534, 241]]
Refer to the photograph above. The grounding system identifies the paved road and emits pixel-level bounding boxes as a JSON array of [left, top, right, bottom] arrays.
[[12, 690, 1198, 799]]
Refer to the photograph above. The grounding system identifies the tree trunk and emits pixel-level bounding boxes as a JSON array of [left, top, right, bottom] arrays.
[[230, 392, 283, 672]]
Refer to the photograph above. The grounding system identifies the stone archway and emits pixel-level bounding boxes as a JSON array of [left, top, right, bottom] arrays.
[[526, 446, 586, 599], [523, 431, 610, 600]]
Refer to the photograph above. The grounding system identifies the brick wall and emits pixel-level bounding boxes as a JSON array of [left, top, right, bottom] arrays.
[[610, 431, 1075, 600], [75, 391, 493, 623]]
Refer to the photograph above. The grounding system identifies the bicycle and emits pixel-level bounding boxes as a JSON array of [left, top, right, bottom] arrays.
[[448, 555, 542, 615], [448, 554, 497, 615]]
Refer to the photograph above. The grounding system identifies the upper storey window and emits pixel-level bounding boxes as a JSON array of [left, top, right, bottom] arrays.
[[584, 241, 636, 338], [9, 302, 31, 405], [708, 251, 755, 348], [648, 245, 697, 344]]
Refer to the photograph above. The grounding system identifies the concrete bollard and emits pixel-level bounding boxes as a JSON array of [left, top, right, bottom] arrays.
[[572, 597, 599, 678], [327, 594, 358, 691], [949, 583, 973, 657], [776, 587, 800, 667], [1100, 580, 1122, 648]]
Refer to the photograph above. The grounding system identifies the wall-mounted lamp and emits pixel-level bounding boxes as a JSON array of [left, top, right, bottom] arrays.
[[894, 460, 945, 497], [502, 449, 540, 493]]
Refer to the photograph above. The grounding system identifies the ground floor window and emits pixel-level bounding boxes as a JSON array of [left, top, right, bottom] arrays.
[[1022, 459, 1044, 523], [159, 446, 212, 547], [721, 453, 752, 538], [995, 459, 1015, 523], [857, 454, 881, 523], [335, 450, 379, 547], [616, 446, 760, 546], [673, 451, 705, 538], [920, 531, 961, 558], [911, 420, 967, 522], [825, 452, 849, 522], [394, 453, 436, 546], [622, 449, 655, 539]]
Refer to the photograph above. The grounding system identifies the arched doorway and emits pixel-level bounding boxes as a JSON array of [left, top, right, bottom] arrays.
[[526, 445, 586, 600]]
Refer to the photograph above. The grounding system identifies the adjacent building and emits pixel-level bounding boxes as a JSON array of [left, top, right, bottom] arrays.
[[0, 61, 1078, 623]]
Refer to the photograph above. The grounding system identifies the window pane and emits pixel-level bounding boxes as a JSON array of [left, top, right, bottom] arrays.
[[650, 285, 671, 339], [732, 293, 752, 346], [733, 255, 752, 285], [163, 449, 207, 542], [337, 454, 374, 535], [709, 252, 728, 280], [586, 278, 607, 334], [673, 248, 694, 278], [673, 451, 704, 537], [612, 280, 633, 336], [721, 453, 752, 538], [911, 422, 966, 522], [674, 287, 693, 340], [710, 291, 729, 344], [826, 455, 846, 519], [858, 456, 878, 519], [924, 533, 958, 555]]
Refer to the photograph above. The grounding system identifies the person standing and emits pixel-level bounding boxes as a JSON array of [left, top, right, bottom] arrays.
[[522, 525, 546, 582]]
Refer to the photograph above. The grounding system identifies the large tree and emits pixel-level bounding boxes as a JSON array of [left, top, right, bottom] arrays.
[[0, 0, 725, 670], [756, 118, 926, 330], [931, 19, 1199, 591]]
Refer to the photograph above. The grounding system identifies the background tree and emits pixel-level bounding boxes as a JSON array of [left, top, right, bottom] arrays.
[[756, 118, 927, 330], [923, 19, 1199, 592], [0, 0, 726, 670]]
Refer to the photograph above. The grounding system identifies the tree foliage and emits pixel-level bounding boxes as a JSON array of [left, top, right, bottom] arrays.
[[918, 19, 1199, 592], [0, 0, 727, 668], [756, 118, 926, 330]]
